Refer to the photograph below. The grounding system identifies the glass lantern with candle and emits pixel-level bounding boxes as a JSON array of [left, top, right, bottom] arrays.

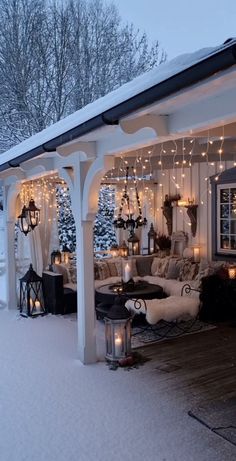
[[148, 223, 157, 255], [17, 205, 31, 236], [228, 265, 236, 279], [19, 264, 46, 317], [105, 296, 131, 363], [118, 241, 129, 258], [127, 231, 140, 256], [51, 249, 62, 265], [27, 198, 40, 229]]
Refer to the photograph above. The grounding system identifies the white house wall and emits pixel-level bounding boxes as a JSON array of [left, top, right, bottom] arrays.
[[154, 160, 235, 260]]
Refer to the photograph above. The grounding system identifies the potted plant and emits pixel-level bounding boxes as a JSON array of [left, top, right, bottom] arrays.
[[155, 233, 171, 253]]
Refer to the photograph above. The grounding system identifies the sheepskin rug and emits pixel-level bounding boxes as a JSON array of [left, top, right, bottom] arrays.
[[125, 296, 200, 325]]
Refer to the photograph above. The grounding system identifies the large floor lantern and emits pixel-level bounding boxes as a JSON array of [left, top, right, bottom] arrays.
[[19, 264, 45, 317], [105, 296, 131, 363]]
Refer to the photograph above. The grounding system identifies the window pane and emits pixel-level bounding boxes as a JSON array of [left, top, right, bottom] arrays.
[[220, 189, 229, 203], [230, 220, 236, 234], [230, 204, 236, 219], [230, 236, 236, 250], [230, 188, 236, 203], [221, 235, 230, 249], [220, 204, 229, 218], [220, 220, 229, 233]]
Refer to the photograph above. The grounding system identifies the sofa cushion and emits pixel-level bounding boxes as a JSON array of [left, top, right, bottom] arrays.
[[165, 258, 183, 279], [151, 256, 170, 277], [52, 263, 69, 285], [136, 256, 153, 277], [178, 260, 199, 281], [107, 261, 118, 277], [96, 261, 110, 280]]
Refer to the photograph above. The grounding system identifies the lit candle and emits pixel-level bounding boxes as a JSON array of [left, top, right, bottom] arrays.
[[35, 300, 41, 311], [123, 261, 131, 283], [193, 247, 200, 263], [228, 267, 236, 279], [114, 335, 122, 356]]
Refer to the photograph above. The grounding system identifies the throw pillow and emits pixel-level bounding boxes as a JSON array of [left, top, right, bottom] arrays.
[[52, 263, 69, 285], [153, 256, 170, 277], [151, 257, 162, 276], [97, 261, 110, 280], [179, 260, 199, 281], [165, 258, 183, 280], [107, 261, 118, 277], [114, 259, 122, 276], [136, 256, 153, 277], [69, 265, 77, 284], [131, 259, 138, 277]]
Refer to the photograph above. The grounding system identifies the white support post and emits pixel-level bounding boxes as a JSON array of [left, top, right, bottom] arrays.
[[5, 218, 18, 310], [60, 160, 97, 364], [76, 219, 97, 364]]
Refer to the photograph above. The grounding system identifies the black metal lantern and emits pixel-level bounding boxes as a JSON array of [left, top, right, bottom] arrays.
[[118, 241, 129, 258], [51, 249, 62, 265], [105, 296, 131, 362], [17, 205, 31, 236], [19, 264, 45, 317], [148, 223, 157, 255], [61, 245, 71, 264], [27, 198, 40, 229], [127, 231, 140, 256]]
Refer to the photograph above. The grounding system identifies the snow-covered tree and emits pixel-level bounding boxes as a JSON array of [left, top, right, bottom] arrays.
[[93, 186, 117, 251], [56, 185, 76, 252], [0, 0, 166, 152]]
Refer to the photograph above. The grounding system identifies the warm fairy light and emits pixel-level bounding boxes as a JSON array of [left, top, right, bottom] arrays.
[[201, 152, 206, 157], [218, 149, 223, 154], [219, 164, 224, 170], [215, 176, 219, 181]]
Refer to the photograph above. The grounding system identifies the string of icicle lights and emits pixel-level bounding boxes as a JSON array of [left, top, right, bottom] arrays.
[[19, 175, 67, 224]]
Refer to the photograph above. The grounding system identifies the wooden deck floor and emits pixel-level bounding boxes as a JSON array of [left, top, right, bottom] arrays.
[[139, 323, 236, 404]]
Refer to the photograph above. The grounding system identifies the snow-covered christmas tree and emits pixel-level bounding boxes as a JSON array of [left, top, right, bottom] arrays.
[[93, 186, 117, 251], [56, 184, 117, 252]]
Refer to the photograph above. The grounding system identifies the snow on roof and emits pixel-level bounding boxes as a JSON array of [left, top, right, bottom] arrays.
[[0, 39, 235, 167]]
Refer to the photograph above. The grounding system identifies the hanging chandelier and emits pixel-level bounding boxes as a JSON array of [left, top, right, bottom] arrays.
[[17, 198, 40, 236], [113, 166, 147, 230]]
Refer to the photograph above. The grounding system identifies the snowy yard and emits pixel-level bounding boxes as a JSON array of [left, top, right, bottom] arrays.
[[0, 309, 234, 461]]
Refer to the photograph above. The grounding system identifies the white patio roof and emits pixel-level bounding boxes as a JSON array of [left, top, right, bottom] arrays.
[[1, 38, 236, 172]]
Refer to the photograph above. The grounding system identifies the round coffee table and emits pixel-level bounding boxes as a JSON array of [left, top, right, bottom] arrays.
[[95, 281, 163, 319]]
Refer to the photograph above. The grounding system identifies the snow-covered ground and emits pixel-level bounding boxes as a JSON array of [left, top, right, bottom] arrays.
[[0, 309, 234, 461]]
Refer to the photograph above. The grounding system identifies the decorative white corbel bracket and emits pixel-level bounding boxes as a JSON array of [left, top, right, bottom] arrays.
[[120, 114, 169, 138]]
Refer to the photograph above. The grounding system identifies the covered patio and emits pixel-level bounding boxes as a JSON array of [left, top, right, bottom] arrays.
[[1, 39, 236, 363]]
